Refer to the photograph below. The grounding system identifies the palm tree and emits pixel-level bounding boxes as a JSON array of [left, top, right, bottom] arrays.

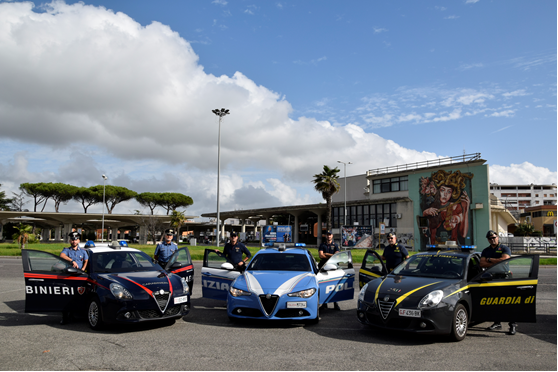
[[170, 210, 187, 243], [13, 223, 33, 249], [312, 165, 341, 233]]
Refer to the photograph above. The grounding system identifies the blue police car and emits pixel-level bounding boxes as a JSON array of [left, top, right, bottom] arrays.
[[22, 241, 194, 330], [201, 243, 355, 324]]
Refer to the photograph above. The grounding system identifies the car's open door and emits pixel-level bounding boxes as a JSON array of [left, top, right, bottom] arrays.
[[358, 250, 388, 289], [165, 247, 195, 294], [201, 249, 242, 301], [316, 251, 355, 304], [22, 249, 90, 313], [469, 255, 539, 323]]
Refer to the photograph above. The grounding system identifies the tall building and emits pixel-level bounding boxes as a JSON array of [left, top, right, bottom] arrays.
[[489, 184, 557, 219]]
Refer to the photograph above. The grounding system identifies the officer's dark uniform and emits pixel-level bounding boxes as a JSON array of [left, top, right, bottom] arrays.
[[222, 239, 251, 271], [482, 230, 516, 335], [318, 241, 339, 269], [318, 235, 340, 310], [383, 243, 409, 272]]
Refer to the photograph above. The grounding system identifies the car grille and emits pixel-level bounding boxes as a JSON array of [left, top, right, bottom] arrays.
[[377, 299, 395, 320], [138, 305, 182, 319], [153, 291, 170, 313], [259, 295, 279, 316]]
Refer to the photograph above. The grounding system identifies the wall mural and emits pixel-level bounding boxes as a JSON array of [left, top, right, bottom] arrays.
[[420, 169, 474, 246]]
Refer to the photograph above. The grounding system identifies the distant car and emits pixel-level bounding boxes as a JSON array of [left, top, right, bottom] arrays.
[[356, 248, 539, 341], [200, 244, 355, 324], [21, 241, 194, 330]]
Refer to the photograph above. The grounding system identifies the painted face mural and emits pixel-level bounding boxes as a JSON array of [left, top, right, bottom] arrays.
[[420, 170, 474, 246]]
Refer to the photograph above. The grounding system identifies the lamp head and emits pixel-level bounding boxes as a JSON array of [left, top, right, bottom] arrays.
[[102, 174, 108, 180]]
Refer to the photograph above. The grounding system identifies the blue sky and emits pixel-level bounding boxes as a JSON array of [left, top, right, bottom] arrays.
[[0, 0, 556, 218]]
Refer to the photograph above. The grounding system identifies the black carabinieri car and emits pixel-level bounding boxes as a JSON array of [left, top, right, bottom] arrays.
[[357, 248, 538, 341], [22, 242, 194, 330]]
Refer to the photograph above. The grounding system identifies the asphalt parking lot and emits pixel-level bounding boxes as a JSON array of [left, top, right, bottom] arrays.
[[0, 257, 556, 371]]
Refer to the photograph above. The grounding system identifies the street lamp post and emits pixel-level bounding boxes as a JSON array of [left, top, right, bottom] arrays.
[[101, 174, 108, 243], [212, 108, 230, 248], [337, 161, 352, 226]]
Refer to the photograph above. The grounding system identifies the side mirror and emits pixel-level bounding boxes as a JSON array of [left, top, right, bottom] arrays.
[[480, 272, 493, 281], [322, 263, 337, 271], [371, 266, 382, 274], [65, 267, 79, 274], [221, 262, 235, 270], [171, 262, 183, 269]]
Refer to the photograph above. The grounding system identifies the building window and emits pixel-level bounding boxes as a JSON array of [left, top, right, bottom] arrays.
[[372, 176, 408, 194]]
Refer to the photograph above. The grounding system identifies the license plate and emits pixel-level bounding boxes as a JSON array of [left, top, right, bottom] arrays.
[[399, 309, 421, 318], [174, 295, 188, 304], [287, 301, 306, 308]]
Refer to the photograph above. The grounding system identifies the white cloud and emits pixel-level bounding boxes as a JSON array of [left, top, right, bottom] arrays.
[[490, 163, 558, 185], [486, 110, 515, 117], [503, 89, 529, 98]]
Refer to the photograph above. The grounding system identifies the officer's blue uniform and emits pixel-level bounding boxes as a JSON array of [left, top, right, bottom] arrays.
[[61, 247, 89, 269], [154, 241, 178, 265], [223, 242, 251, 265], [383, 243, 409, 272], [318, 241, 339, 268]]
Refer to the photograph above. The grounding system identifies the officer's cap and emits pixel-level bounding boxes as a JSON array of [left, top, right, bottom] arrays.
[[165, 229, 175, 235], [387, 232, 396, 238], [325, 231, 332, 235], [486, 230, 497, 238], [231, 232, 238, 237], [68, 232, 80, 240]]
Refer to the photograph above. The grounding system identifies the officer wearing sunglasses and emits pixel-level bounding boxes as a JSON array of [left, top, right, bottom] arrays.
[[480, 229, 516, 335]]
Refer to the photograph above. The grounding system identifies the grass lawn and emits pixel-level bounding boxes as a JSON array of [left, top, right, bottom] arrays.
[[1, 242, 556, 265]]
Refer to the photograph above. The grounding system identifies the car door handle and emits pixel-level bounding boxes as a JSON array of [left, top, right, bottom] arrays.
[[517, 286, 533, 289], [202, 272, 212, 276]]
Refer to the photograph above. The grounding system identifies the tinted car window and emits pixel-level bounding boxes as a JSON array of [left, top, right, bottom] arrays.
[[393, 254, 464, 279], [93, 251, 161, 273], [248, 253, 311, 271]]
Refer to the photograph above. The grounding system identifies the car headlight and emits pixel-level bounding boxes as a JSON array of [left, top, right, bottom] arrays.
[[110, 283, 133, 300], [419, 290, 443, 308], [288, 288, 316, 298], [230, 287, 252, 297], [358, 283, 369, 302], [181, 277, 190, 295]]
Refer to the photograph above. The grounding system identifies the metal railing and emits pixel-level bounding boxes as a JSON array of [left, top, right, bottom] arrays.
[[367, 153, 482, 176]]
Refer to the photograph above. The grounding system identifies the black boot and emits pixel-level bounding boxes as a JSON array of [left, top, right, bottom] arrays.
[[486, 322, 502, 331], [333, 302, 341, 311], [507, 323, 517, 335]]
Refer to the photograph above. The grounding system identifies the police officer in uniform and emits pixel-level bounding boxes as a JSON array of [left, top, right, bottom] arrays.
[[318, 231, 341, 311], [60, 232, 89, 270], [59, 231, 89, 324], [215, 232, 251, 271], [154, 229, 178, 268], [480, 230, 517, 335], [381, 232, 409, 272]]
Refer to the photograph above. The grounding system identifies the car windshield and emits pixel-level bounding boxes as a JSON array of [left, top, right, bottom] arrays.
[[248, 253, 311, 272], [92, 251, 161, 273], [392, 254, 465, 279]]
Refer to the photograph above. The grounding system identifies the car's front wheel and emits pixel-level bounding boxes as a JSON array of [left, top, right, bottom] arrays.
[[88, 297, 104, 330], [450, 303, 468, 341]]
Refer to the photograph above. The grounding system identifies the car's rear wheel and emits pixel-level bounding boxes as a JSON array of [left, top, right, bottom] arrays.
[[450, 303, 468, 341], [88, 298, 104, 330]]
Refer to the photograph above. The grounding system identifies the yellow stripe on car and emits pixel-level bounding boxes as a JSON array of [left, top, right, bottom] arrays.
[[394, 282, 441, 307], [444, 279, 538, 299]]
